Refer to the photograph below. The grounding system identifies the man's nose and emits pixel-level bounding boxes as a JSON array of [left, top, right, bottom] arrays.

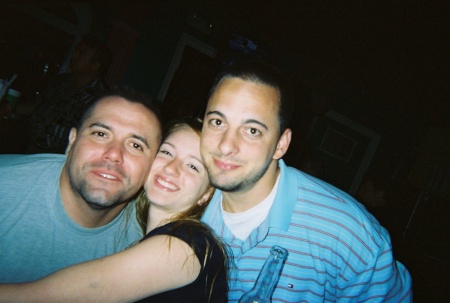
[[102, 142, 124, 164], [218, 129, 239, 156]]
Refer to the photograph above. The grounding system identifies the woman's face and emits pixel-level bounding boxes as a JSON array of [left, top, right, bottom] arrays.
[[144, 127, 210, 214]]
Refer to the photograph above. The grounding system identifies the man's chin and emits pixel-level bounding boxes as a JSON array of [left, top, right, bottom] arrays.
[[86, 199, 119, 210], [83, 191, 124, 210], [211, 178, 242, 193]]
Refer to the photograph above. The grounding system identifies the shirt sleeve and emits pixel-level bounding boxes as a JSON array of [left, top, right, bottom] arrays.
[[337, 228, 413, 302]]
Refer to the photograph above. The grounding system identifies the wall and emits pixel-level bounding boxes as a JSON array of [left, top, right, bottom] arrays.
[[117, 2, 218, 99]]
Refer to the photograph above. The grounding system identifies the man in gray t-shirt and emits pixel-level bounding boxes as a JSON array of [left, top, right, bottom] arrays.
[[0, 89, 162, 282]]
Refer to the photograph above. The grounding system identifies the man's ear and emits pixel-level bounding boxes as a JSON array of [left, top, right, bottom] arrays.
[[65, 128, 77, 155], [198, 187, 215, 206], [273, 128, 292, 160]]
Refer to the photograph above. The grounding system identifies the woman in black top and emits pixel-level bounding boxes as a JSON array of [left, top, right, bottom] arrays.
[[0, 118, 229, 302]]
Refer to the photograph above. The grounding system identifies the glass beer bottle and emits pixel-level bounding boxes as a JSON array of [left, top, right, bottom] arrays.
[[238, 245, 288, 303]]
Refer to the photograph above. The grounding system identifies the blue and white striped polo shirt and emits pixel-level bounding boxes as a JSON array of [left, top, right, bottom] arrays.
[[202, 159, 412, 302]]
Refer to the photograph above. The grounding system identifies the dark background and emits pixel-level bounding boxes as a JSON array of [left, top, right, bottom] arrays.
[[1, 1, 449, 301]]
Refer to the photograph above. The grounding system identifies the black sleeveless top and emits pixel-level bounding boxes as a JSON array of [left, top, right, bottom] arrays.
[[134, 221, 228, 303]]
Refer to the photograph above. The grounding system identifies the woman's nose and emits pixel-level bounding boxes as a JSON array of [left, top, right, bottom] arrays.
[[163, 159, 180, 176]]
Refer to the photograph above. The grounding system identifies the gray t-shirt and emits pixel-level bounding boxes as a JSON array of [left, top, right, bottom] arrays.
[[0, 154, 142, 282]]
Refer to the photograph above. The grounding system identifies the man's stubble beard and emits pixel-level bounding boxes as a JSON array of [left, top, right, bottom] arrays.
[[67, 164, 130, 210], [207, 157, 272, 193]]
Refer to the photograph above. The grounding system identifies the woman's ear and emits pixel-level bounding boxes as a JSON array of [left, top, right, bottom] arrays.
[[198, 187, 215, 206]]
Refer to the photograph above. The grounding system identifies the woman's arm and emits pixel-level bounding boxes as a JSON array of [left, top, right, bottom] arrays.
[[0, 235, 200, 302]]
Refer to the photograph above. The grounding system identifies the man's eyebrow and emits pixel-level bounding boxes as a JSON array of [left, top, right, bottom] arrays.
[[244, 119, 268, 131], [88, 122, 150, 149], [88, 122, 110, 130], [205, 110, 225, 119], [206, 111, 269, 131]]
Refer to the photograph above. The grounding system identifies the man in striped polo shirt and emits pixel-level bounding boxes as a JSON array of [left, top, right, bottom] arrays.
[[201, 61, 412, 302]]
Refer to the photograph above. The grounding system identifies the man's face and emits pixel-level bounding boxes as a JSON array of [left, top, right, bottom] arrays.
[[70, 41, 98, 75], [64, 96, 161, 209], [201, 77, 290, 193]]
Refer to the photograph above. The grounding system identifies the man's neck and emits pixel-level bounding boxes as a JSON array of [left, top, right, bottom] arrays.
[[59, 166, 126, 228], [222, 163, 280, 213]]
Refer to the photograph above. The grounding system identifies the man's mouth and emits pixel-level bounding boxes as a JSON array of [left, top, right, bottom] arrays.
[[99, 173, 117, 180], [214, 159, 240, 171], [92, 169, 122, 182]]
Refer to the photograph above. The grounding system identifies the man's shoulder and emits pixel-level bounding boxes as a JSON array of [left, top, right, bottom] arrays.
[[282, 163, 376, 223], [283, 163, 350, 199], [0, 154, 64, 202], [0, 153, 66, 169]]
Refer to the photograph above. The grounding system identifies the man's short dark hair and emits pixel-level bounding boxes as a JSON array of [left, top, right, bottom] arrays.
[[76, 88, 163, 141], [208, 60, 293, 135]]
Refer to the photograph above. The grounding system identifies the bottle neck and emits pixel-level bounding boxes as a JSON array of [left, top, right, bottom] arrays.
[[250, 246, 288, 298]]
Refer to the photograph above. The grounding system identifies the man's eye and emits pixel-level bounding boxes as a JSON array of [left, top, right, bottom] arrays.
[[132, 142, 143, 151], [93, 131, 106, 137], [210, 119, 223, 127], [246, 128, 261, 137]]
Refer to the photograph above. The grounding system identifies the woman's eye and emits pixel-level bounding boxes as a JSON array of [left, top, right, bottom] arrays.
[[159, 150, 171, 156], [188, 164, 199, 172]]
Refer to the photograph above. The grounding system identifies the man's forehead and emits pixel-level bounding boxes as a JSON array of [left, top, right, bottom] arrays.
[[208, 78, 279, 107], [87, 97, 157, 128], [206, 78, 281, 129]]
